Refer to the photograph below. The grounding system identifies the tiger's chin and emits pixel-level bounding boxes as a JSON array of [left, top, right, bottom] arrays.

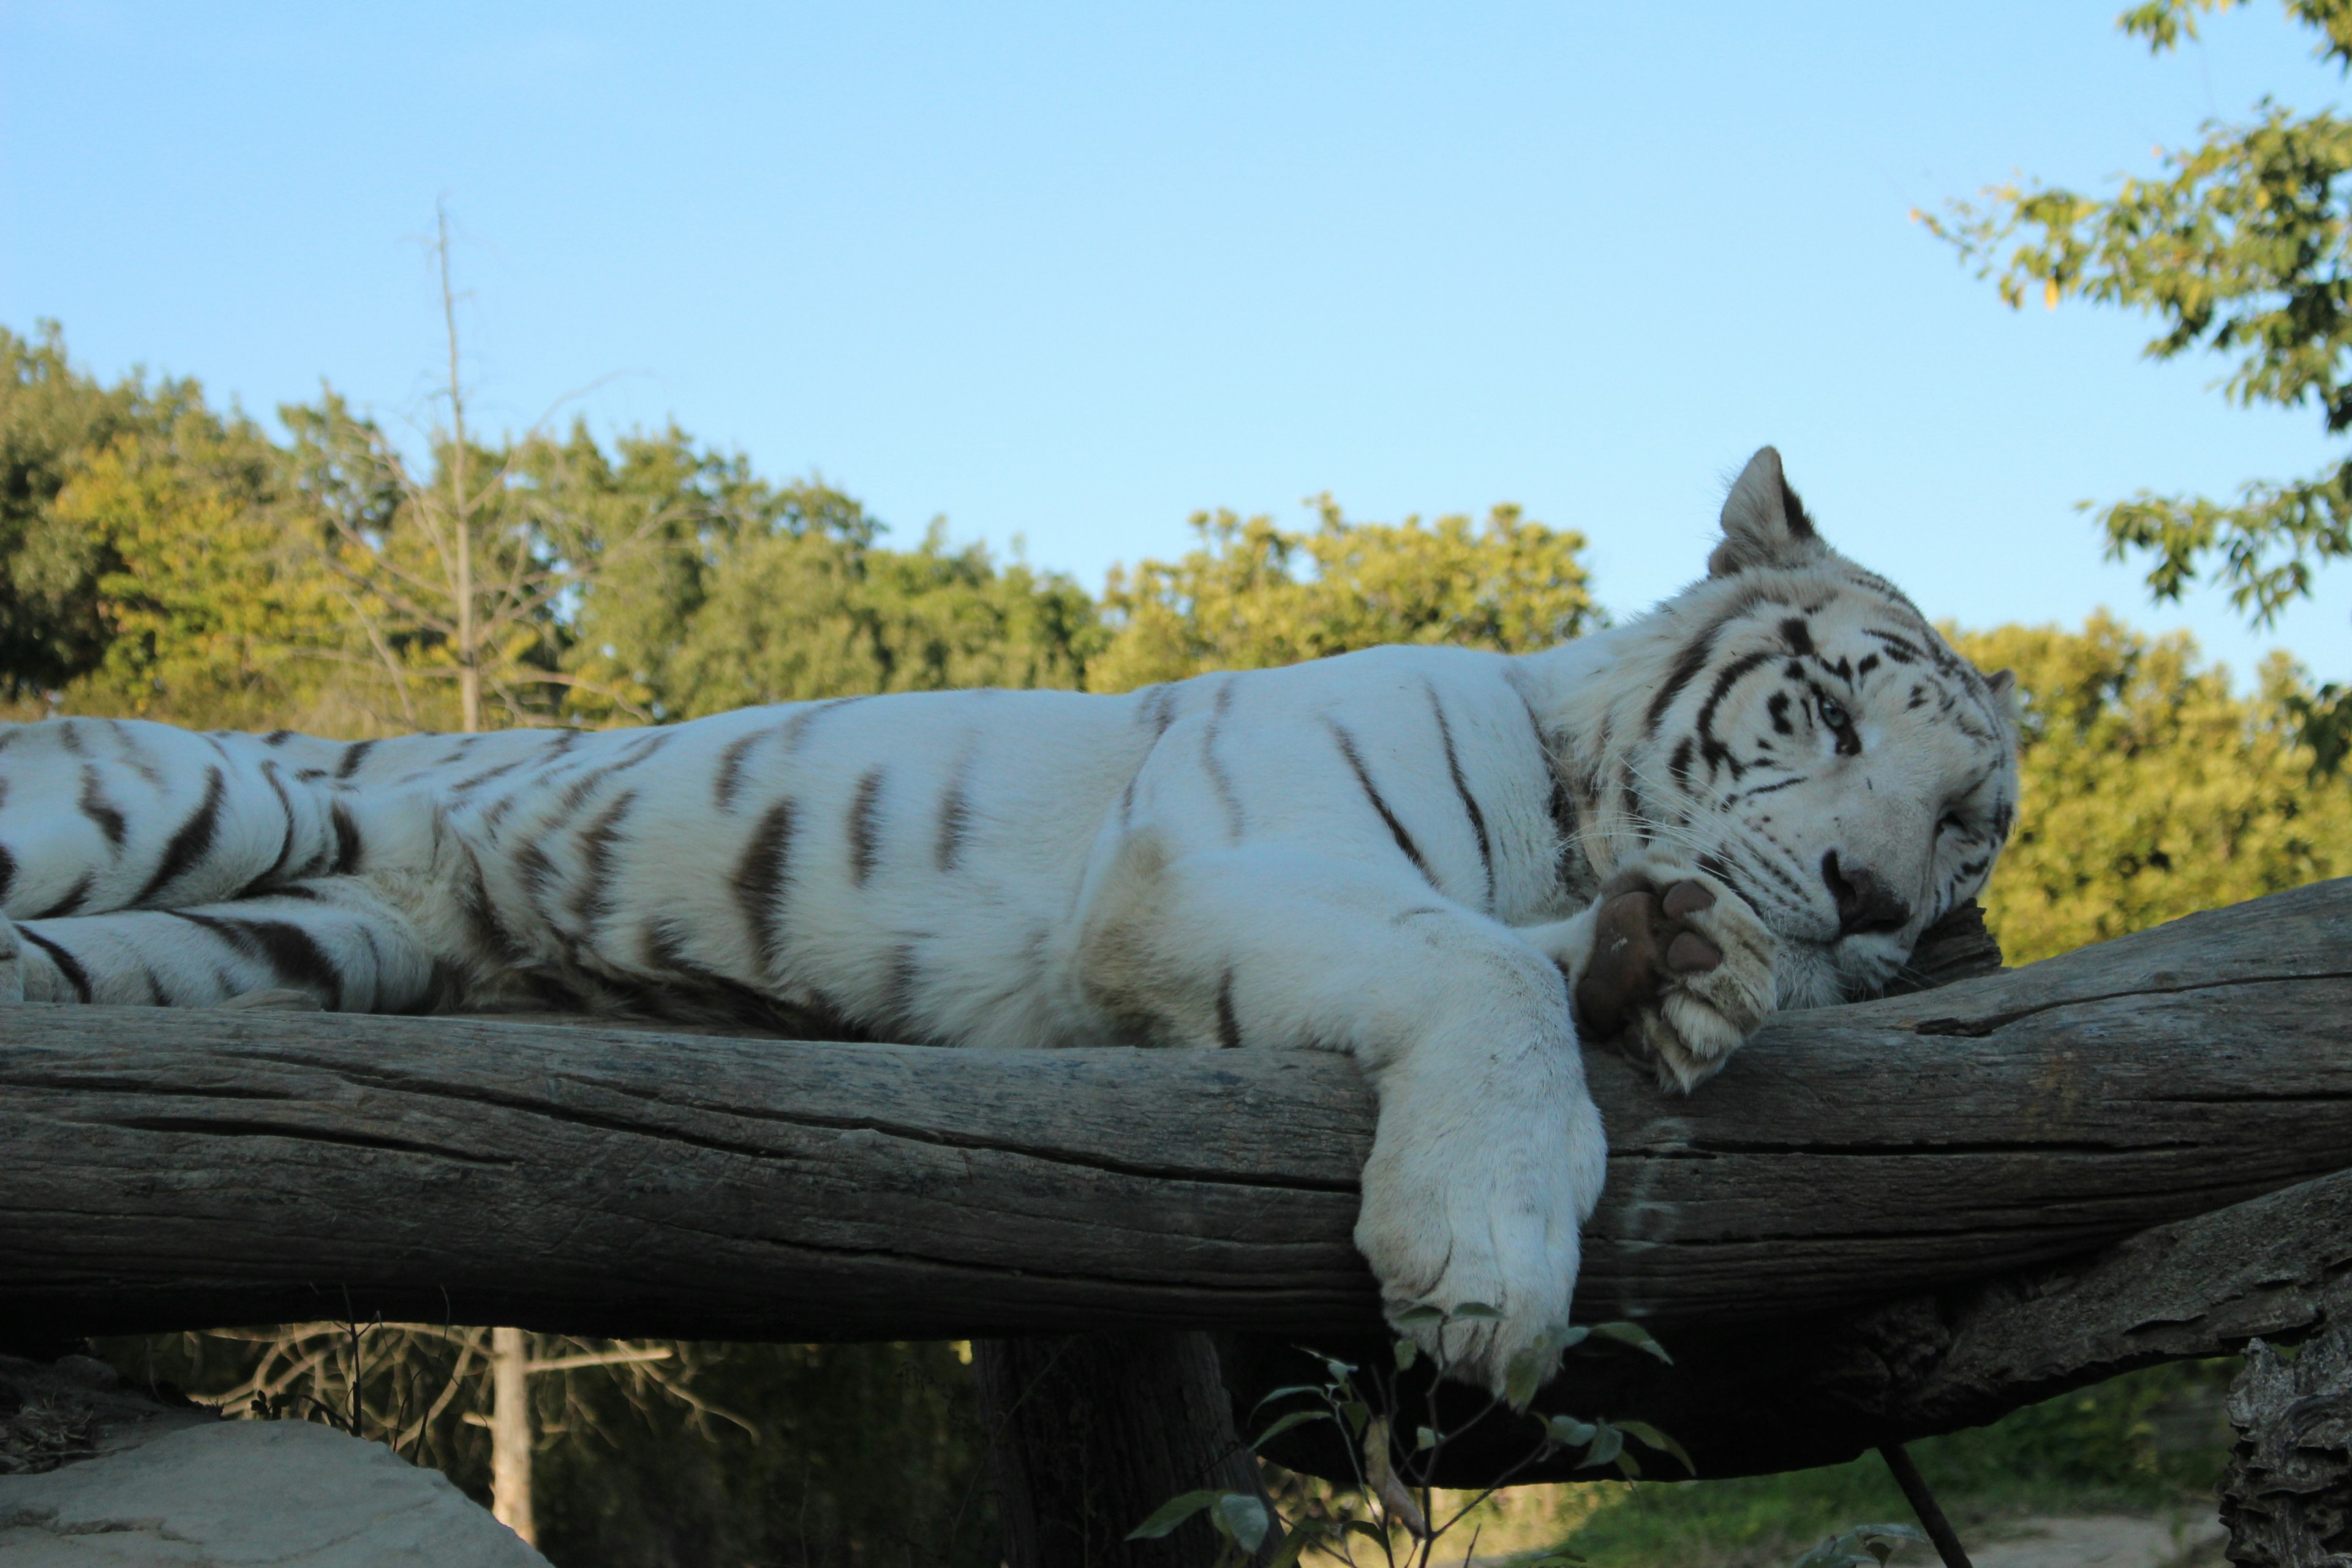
[[1775, 938, 1912, 1011]]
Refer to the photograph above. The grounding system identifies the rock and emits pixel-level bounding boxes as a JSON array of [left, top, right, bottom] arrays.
[[0, 1356, 547, 1567]]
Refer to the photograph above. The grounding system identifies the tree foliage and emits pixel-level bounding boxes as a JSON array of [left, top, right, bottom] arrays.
[[1924, 0, 2352, 759], [1955, 614, 2352, 963], [1086, 499, 1597, 694]]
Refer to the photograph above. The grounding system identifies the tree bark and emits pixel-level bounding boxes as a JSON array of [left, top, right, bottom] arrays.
[[2220, 1325, 2352, 1567], [488, 1325, 535, 1547], [974, 1332, 1270, 1568]]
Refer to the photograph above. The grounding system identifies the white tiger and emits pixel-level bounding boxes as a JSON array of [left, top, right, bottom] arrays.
[[0, 448, 2018, 1389]]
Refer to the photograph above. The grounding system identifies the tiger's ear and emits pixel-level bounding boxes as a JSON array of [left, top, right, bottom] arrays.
[[1708, 447, 1829, 578]]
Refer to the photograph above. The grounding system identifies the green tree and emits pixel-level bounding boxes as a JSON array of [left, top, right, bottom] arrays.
[[1924, 0, 2352, 758], [1952, 614, 2352, 963], [55, 387, 352, 729], [1086, 499, 1596, 693], [0, 323, 172, 699]]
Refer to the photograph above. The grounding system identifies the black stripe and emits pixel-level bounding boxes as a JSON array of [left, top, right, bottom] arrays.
[[265, 729, 295, 747], [450, 756, 527, 794], [133, 767, 227, 905], [1215, 970, 1242, 1050], [1517, 695, 1584, 895], [32, 872, 93, 920], [935, 768, 973, 872], [0, 842, 20, 908], [848, 768, 886, 885], [77, 766, 126, 848], [1425, 685, 1492, 905], [570, 790, 638, 926], [168, 910, 345, 1010], [18, 927, 91, 1002], [330, 802, 364, 875], [1327, 720, 1431, 883], [733, 799, 797, 971], [1645, 621, 1722, 731], [334, 739, 376, 780], [714, 729, 766, 811], [1203, 680, 1244, 843], [459, 850, 528, 965], [1694, 649, 1778, 782], [243, 764, 300, 897]]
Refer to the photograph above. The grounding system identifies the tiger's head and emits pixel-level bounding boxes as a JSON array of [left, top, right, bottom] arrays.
[[1558, 446, 2019, 1008]]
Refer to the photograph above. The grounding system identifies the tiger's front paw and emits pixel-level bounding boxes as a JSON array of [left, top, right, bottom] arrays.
[[1575, 867, 1776, 1092], [1353, 1063, 1607, 1395]]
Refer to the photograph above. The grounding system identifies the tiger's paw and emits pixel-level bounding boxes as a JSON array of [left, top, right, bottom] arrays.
[[1353, 1057, 1607, 1396], [1575, 867, 1776, 1093]]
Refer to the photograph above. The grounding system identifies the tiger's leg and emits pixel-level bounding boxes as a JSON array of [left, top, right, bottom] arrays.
[[1078, 839, 1605, 1392], [0, 717, 352, 924], [4, 876, 440, 1010]]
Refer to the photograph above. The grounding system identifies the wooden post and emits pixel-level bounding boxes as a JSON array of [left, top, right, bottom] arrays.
[[974, 1331, 1270, 1568]]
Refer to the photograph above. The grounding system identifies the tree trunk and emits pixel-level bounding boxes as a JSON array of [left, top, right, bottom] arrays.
[[488, 1325, 535, 1547], [974, 1331, 1268, 1568], [2221, 1326, 2352, 1567]]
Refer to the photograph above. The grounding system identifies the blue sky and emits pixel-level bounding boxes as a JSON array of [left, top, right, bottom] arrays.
[[6, 1, 2352, 679]]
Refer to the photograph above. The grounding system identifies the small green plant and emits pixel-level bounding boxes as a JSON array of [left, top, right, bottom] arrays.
[[1129, 1307, 1686, 1567]]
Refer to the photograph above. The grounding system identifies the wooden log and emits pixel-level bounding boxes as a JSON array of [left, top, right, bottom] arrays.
[[2217, 1325, 2352, 1564], [6, 880, 2351, 1350]]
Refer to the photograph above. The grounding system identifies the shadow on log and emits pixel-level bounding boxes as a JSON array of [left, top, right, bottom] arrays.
[[6, 881, 2352, 1480]]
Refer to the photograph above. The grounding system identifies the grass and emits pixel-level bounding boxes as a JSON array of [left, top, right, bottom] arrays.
[[1521, 1359, 2236, 1567]]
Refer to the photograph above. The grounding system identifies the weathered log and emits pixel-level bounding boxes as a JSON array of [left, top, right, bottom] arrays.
[[6, 880, 2351, 1350], [2220, 1325, 2352, 1566]]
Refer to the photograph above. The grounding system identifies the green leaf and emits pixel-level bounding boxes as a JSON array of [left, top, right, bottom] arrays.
[[1250, 1384, 1327, 1413], [1390, 1303, 1446, 1326], [1547, 1414, 1597, 1448], [1214, 1493, 1270, 1553], [1449, 1301, 1504, 1321], [1250, 1409, 1330, 1449], [1615, 1418, 1694, 1476], [1589, 1320, 1673, 1363], [1578, 1424, 1624, 1470], [1128, 1490, 1222, 1540], [1503, 1346, 1547, 1410], [1415, 1424, 1438, 1450], [1342, 1398, 1371, 1439], [1393, 1338, 1417, 1371], [1613, 1449, 1643, 1479]]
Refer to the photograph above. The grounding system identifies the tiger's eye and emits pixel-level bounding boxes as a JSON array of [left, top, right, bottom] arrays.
[[1817, 696, 1850, 729]]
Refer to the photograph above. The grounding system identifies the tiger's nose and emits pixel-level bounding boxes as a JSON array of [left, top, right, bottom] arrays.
[[1821, 851, 1911, 937]]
